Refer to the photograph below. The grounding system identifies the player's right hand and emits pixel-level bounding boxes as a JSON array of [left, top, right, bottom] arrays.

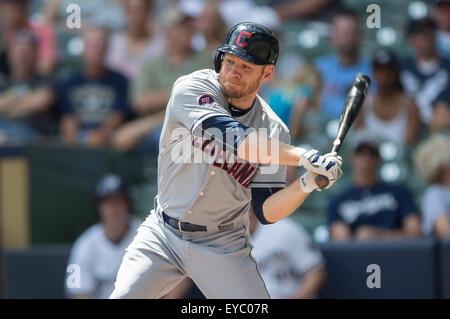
[[299, 149, 343, 181]]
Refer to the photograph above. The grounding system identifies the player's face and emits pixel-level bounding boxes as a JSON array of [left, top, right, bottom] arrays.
[[219, 53, 274, 99]]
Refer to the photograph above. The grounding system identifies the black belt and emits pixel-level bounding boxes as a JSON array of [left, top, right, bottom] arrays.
[[162, 212, 233, 233]]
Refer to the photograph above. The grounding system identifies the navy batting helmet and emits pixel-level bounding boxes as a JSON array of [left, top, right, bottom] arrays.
[[214, 22, 279, 73]]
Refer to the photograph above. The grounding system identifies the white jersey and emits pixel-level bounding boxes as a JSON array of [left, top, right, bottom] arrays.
[[154, 69, 290, 228], [65, 218, 141, 298], [251, 218, 324, 298]]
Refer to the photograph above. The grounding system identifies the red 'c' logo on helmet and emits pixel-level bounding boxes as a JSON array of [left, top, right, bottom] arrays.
[[236, 31, 253, 48]]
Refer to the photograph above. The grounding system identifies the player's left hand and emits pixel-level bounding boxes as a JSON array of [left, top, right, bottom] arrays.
[[299, 150, 343, 181], [299, 171, 319, 193], [299, 168, 342, 193]]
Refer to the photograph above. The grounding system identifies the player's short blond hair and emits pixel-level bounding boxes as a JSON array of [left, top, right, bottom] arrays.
[[414, 134, 450, 184]]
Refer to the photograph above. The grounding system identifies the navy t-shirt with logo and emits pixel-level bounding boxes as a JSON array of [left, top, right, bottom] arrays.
[[59, 69, 129, 130], [327, 182, 418, 232]]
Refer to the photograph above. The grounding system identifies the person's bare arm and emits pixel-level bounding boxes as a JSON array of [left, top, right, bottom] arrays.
[[273, 0, 333, 21], [330, 221, 352, 241], [355, 214, 422, 240], [430, 102, 450, 132], [237, 130, 307, 167], [112, 111, 166, 151], [60, 114, 79, 145], [289, 97, 309, 140], [406, 99, 420, 145], [0, 93, 16, 113], [86, 112, 125, 147], [237, 131, 342, 223], [133, 89, 171, 115], [1, 88, 54, 118], [237, 130, 309, 222], [433, 215, 450, 239], [287, 266, 327, 299], [262, 176, 310, 223], [354, 103, 365, 130], [402, 213, 422, 237]]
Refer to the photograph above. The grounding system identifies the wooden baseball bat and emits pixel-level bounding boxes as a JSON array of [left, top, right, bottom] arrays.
[[315, 73, 371, 189]]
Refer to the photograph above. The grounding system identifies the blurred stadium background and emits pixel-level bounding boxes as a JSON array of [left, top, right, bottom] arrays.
[[0, 0, 449, 299]]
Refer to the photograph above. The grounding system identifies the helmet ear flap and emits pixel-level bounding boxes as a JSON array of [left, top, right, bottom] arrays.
[[214, 50, 224, 73]]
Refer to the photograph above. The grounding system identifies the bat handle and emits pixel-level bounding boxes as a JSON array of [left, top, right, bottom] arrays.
[[315, 174, 329, 190]]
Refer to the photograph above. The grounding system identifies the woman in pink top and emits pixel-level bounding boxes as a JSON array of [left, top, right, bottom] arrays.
[[106, 0, 165, 80]]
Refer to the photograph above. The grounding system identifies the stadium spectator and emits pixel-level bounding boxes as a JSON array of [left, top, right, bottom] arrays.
[[43, 0, 126, 31], [249, 211, 326, 298], [269, 0, 342, 23], [401, 17, 450, 125], [207, 0, 279, 28], [112, 6, 211, 152], [414, 135, 450, 239], [432, 0, 450, 59], [327, 138, 421, 241], [65, 174, 141, 299], [430, 81, 450, 132], [58, 27, 129, 148], [59, 28, 129, 147], [193, 1, 228, 53], [0, 0, 57, 75], [106, 0, 165, 80], [0, 30, 56, 144], [263, 63, 322, 137], [354, 49, 420, 145], [314, 9, 372, 119]]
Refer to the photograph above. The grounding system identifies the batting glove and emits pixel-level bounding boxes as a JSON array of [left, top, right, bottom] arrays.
[[299, 150, 343, 181], [299, 169, 342, 193], [299, 171, 319, 193]]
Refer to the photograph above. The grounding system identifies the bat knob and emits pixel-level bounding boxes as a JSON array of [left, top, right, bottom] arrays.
[[315, 175, 329, 190]]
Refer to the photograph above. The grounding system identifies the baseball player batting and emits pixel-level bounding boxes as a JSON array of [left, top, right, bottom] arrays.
[[110, 22, 343, 299]]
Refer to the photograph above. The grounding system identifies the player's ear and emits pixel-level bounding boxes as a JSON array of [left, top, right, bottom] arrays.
[[262, 65, 274, 82]]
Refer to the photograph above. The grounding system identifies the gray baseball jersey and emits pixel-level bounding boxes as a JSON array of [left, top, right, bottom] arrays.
[[110, 69, 291, 299]]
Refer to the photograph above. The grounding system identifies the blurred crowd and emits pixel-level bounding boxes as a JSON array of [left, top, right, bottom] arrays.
[[1, 0, 449, 299]]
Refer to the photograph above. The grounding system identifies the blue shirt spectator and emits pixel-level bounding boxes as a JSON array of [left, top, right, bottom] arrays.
[[401, 17, 450, 124], [59, 69, 129, 131], [432, 0, 450, 59], [401, 56, 450, 124], [328, 182, 419, 233], [58, 27, 129, 148], [314, 9, 373, 118], [327, 138, 421, 241], [315, 54, 372, 118], [430, 80, 450, 132]]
